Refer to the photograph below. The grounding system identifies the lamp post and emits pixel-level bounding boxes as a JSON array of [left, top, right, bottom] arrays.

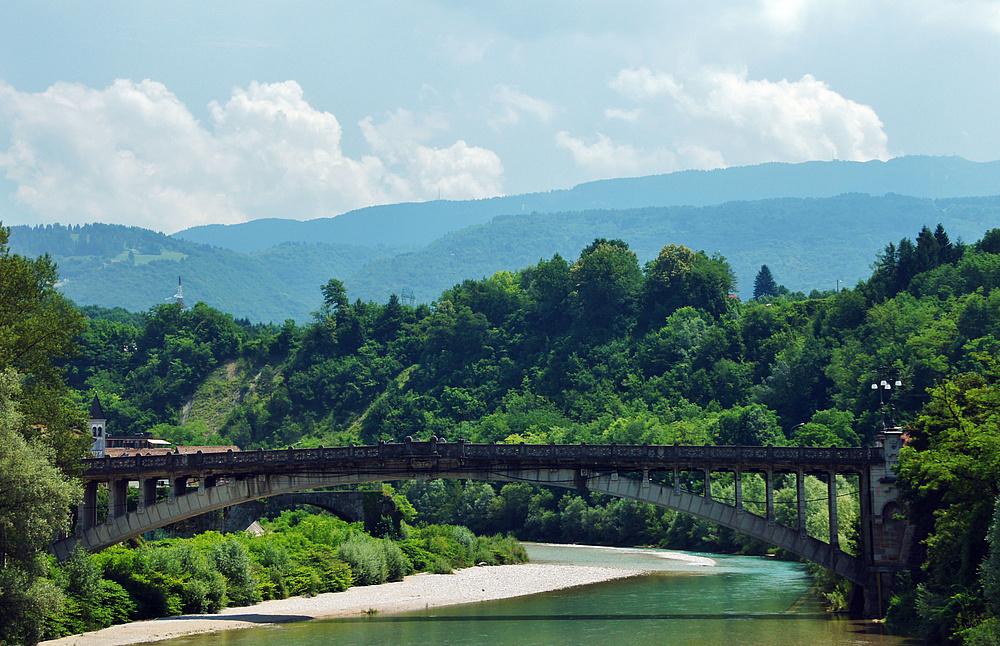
[[871, 374, 903, 430]]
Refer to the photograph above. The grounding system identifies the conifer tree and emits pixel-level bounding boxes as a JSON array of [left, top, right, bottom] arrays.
[[752, 264, 778, 300]]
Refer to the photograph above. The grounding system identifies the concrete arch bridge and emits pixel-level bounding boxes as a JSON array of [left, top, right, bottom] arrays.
[[52, 432, 912, 616]]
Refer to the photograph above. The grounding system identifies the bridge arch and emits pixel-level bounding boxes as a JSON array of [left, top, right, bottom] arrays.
[[51, 439, 907, 615], [53, 466, 864, 585]]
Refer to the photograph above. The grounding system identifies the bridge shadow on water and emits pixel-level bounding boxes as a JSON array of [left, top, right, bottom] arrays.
[[329, 612, 833, 622], [156, 613, 315, 624]]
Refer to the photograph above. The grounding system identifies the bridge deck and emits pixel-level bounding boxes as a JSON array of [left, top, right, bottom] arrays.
[[79, 441, 883, 481]]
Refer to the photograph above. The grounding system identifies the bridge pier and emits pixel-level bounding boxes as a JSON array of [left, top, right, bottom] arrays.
[[108, 479, 127, 522], [170, 476, 187, 501], [827, 471, 839, 551], [140, 478, 157, 511], [765, 469, 775, 524], [857, 426, 915, 618], [77, 481, 99, 533], [734, 468, 743, 513], [796, 469, 807, 537]]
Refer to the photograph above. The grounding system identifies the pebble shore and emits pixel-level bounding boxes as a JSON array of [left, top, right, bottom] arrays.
[[39, 563, 649, 646]]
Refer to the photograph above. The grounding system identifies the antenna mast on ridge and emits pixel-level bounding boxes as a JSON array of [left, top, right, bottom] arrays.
[[169, 276, 185, 308]]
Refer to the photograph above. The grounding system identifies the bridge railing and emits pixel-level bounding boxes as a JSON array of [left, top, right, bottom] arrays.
[[81, 441, 883, 478]]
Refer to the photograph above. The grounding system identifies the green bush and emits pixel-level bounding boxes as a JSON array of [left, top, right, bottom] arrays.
[[453, 526, 475, 550], [382, 539, 413, 581], [430, 557, 454, 574], [398, 540, 437, 571], [338, 534, 388, 586], [287, 566, 324, 597], [212, 539, 260, 606]]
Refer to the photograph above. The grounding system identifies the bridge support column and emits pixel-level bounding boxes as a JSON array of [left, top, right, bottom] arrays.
[[828, 471, 839, 550], [766, 469, 775, 525], [108, 479, 127, 522], [796, 469, 807, 537], [78, 481, 98, 533], [140, 478, 157, 511], [170, 476, 187, 502], [859, 468, 873, 565], [735, 468, 743, 514], [673, 466, 680, 494], [703, 469, 712, 503]]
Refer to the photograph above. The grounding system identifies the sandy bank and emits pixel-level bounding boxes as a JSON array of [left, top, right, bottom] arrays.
[[40, 563, 648, 646]]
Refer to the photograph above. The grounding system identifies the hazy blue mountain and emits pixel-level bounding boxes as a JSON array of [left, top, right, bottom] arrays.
[[346, 194, 1000, 303], [6, 223, 404, 323], [8, 157, 999, 324], [174, 156, 1000, 252]]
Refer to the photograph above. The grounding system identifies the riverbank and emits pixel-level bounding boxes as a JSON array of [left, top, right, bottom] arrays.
[[40, 562, 651, 646]]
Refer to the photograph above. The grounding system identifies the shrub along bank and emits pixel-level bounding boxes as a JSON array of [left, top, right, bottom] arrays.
[[38, 510, 527, 641]]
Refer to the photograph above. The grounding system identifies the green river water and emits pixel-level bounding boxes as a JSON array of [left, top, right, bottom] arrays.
[[159, 544, 918, 646]]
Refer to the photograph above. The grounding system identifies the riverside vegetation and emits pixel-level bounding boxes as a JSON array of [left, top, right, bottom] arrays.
[[37, 508, 527, 642], [2, 221, 1000, 643]]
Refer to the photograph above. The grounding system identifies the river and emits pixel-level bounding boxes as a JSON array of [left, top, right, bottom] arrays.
[[156, 544, 917, 646]]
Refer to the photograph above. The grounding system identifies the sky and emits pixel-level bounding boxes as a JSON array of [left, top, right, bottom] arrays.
[[0, 1, 997, 235]]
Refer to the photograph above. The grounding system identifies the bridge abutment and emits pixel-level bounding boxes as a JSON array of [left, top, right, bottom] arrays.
[[857, 427, 916, 617]]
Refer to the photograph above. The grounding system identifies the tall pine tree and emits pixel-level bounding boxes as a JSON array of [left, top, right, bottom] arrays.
[[752, 264, 778, 300]]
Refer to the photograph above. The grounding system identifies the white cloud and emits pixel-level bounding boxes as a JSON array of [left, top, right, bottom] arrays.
[[610, 68, 686, 102], [602, 67, 889, 168], [910, 0, 1000, 34], [0, 79, 505, 233], [605, 108, 641, 122], [692, 69, 889, 162], [489, 85, 557, 129], [440, 35, 496, 65], [361, 109, 504, 200], [555, 131, 677, 179], [758, 0, 811, 33]]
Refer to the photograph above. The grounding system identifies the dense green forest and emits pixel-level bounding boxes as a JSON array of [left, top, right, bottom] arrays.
[[4, 215, 1000, 643]]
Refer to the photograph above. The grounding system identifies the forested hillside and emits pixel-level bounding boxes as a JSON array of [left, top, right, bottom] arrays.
[[7, 223, 405, 323], [9, 193, 1000, 323]]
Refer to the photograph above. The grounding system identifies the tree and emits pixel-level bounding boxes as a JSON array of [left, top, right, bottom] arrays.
[[0, 224, 87, 471], [753, 265, 778, 300], [570, 239, 642, 335], [895, 357, 1000, 640], [0, 369, 81, 646], [644, 245, 735, 321]]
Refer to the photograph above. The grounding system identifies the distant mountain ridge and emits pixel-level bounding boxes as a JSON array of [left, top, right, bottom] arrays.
[[174, 156, 1000, 252], [7, 157, 1000, 324]]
